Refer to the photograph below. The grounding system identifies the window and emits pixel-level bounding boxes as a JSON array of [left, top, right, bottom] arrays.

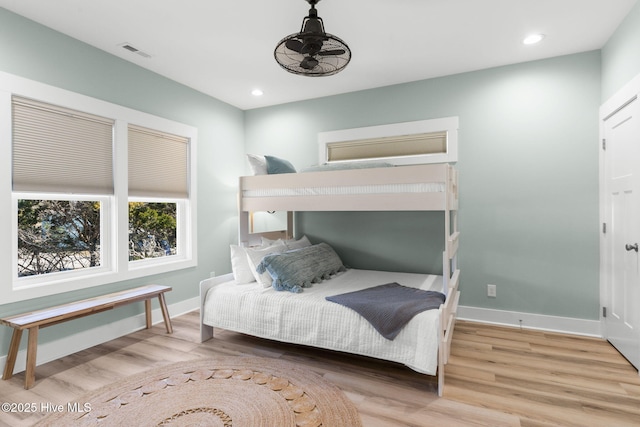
[[1, 71, 197, 303], [129, 201, 177, 261], [17, 198, 105, 277], [326, 131, 448, 162], [12, 97, 113, 281], [127, 125, 189, 266], [318, 117, 459, 165]]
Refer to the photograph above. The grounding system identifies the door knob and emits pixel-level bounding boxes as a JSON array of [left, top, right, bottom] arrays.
[[625, 243, 638, 252]]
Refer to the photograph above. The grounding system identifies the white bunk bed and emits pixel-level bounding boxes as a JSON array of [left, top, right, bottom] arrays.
[[199, 163, 460, 396]]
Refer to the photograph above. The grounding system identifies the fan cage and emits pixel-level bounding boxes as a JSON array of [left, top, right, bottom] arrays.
[[274, 33, 351, 77]]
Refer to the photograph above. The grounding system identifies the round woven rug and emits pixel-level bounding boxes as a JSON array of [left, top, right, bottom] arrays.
[[35, 357, 362, 427]]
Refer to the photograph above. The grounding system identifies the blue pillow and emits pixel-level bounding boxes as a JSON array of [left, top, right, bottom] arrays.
[[256, 243, 346, 293], [265, 155, 296, 174]]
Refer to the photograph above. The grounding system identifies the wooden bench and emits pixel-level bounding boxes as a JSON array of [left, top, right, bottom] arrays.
[[1, 284, 173, 389]]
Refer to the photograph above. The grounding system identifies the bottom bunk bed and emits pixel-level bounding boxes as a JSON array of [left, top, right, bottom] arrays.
[[199, 257, 460, 396]]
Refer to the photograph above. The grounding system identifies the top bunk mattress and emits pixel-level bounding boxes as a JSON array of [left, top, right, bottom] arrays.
[[202, 268, 444, 375], [239, 163, 457, 212], [242, 182, 446, 198]]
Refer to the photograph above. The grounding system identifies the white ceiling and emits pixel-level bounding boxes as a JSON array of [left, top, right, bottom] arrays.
[[0, 0, 637, 110]]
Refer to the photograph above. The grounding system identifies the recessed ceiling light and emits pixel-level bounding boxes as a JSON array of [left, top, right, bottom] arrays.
[[251, 89, 264, 97], [523, 34, 545, 45]]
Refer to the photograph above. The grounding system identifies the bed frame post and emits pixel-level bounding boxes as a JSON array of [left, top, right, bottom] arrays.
[[200, 273, 235, 342], [287, 211, 294, 239], [239, 211, 250, 246], [443, 165, 452, 293], [238, 178, 249, 246], [438, 164, 460, 397], [451, 210, 458, 272], [438, 305, 446, 397]]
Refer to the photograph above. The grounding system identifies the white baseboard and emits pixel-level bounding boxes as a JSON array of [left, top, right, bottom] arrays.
[[458, 305, 602, 338], [1, 296, 200, 375]]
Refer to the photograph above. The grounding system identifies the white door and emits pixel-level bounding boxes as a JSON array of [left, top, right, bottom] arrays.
[[603, 96, 640, 371]]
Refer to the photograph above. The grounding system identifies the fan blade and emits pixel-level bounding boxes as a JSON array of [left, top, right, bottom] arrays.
[[300, 56, 319, 70], [318, 49, 345, 56], [285, 39, 304, 53]]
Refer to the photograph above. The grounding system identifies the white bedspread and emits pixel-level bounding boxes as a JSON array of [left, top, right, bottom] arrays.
[[202, 269, 443, 375]]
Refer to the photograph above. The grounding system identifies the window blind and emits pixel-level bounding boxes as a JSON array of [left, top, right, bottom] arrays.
[[128, 124, 189, 198], [12, 96, 115, 194], [327, 131, 447, 162]]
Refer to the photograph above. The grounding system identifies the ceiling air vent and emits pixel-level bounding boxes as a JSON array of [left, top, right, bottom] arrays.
[[118, 43, 152, 58]]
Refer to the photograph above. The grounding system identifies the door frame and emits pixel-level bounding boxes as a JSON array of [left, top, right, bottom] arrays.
[[599, 72, 640, 342]]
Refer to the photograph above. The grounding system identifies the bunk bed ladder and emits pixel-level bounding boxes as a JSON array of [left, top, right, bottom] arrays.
[[439, 164, 460, 397]]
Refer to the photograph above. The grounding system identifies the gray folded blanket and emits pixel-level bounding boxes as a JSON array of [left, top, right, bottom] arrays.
[[326, 282, 445, 340]]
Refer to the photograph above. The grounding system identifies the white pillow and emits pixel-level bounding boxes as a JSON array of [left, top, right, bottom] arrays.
[[247, 154, 267, 175], [230, 245, 256, 284], [262, 235, 311, 250], [260, 237, 284, 247], [284, 235, 312, 250], [245, 242, 288, 288]]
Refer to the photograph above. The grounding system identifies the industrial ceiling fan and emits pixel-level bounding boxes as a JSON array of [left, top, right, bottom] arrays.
[[274, 0, 351, 76]]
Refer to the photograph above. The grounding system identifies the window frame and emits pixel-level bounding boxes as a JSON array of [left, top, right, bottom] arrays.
[[127, 197, 189, 268], [0, 71, 197, 304], [13, 193, 112, 288], [318, 117, 459, 165]]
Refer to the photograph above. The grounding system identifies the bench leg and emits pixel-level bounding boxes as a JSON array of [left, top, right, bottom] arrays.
[[144, 299, 152, 329], [158, 293, 173, 334], [2, 328, 23, 381], [25, 326, 39, 389]]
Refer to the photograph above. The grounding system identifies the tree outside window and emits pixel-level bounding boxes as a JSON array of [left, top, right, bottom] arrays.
[[17, 199, 101, 277], [17, 200, 178, 276], [128, 202, 177, 261]]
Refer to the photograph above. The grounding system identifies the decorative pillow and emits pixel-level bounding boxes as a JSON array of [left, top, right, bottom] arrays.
[[257, 243, 346, 293], [247, 154, 267, 175], [265, 155, 296, 174], [244, 242, 288, 288], [230, 245, 256, 284]]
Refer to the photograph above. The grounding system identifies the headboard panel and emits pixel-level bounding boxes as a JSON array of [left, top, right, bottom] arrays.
[[239, 211, 293, 247]]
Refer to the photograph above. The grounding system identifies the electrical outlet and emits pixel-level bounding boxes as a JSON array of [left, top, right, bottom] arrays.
[[210, 271, 216, 278], [487, 284, 497, 298]]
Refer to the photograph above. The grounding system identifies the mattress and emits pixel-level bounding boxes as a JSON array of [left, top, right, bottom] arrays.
[[202, 269, 443, 375], [242, 182, 445, 199]]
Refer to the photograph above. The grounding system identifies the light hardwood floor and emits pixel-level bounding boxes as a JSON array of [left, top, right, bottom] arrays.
[[0, 311, 639, 426]]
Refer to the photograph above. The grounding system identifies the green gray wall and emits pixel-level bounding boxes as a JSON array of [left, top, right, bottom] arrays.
[[2, 0, 640, 359], [0, 9, 244, 353], [245, 51, 602, 320], [602, 1, 640, 101]]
